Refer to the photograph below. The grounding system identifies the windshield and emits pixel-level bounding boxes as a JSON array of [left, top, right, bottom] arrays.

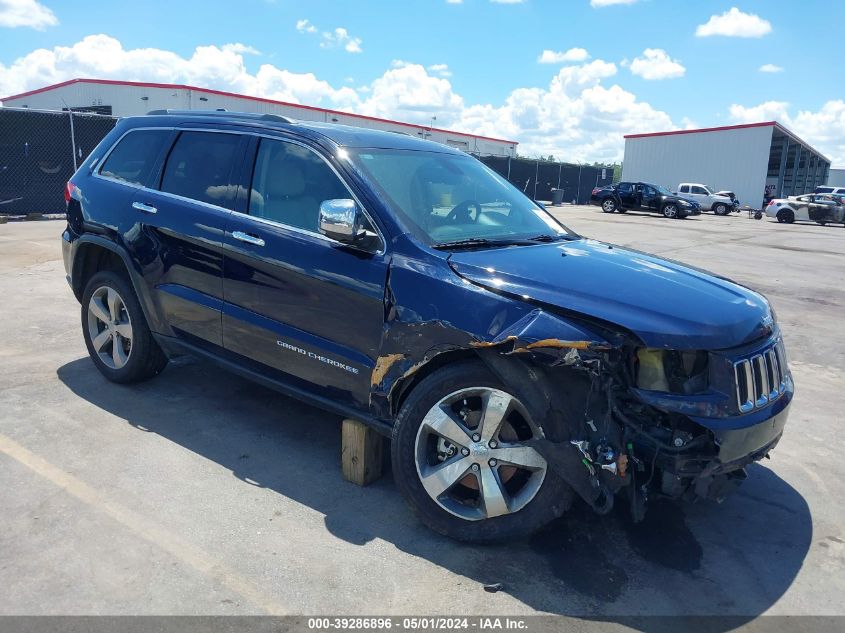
[[653, 184, 674, 196], [348, 148, 572, 246]]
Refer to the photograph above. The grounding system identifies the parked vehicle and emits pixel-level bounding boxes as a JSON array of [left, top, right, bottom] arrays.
[[590, 181, 700, 218], [814, 186, 845, 195], [63, 111, 792, 541], [715, 190, 741, 212], [766, 193, 845, 225], [677, 183, 734, 215]]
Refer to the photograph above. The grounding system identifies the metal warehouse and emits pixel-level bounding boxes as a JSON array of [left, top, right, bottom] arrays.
[[1, 78, 517, 157], [622, 122, 830, 208]]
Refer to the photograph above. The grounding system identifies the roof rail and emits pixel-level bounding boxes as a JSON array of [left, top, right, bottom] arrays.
[[145, 109, 295, 124]]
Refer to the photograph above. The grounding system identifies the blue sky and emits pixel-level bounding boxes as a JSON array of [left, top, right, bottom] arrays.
[[2, 0, 844, 163]]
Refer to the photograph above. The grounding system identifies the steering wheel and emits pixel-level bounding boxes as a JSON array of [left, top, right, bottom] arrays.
[[447, 200, 482, 223]]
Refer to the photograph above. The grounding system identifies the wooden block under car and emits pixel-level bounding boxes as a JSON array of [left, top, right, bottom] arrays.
[[341, 418, 384, 486]]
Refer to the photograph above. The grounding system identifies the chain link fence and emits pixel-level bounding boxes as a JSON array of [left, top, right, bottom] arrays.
[[477, 155, 615, 205], [0, 107, 614, 214], [0, 108, 117, 215]]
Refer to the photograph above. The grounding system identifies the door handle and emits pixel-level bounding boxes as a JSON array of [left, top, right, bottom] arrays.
[[132, 201, 157, 214], [232, 231, 265, 247]]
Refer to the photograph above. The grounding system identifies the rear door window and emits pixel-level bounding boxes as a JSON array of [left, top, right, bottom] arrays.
[[99, 129, 171, 186], [160, 131, 242, 207]]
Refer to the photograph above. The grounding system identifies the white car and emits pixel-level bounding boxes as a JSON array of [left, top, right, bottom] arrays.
[[677, 183, 734, 215], [765, 193, 845, 225]]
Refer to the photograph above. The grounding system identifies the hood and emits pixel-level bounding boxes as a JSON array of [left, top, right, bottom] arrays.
[[448, 239, 773, 350]]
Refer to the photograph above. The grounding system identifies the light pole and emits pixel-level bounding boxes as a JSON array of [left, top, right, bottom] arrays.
[[426, 115, 437, 139]]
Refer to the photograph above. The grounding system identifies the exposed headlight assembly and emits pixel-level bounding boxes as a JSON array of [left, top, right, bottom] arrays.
[[636, 348, 709, 394]]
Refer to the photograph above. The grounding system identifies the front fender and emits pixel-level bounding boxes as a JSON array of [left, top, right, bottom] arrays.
[[369, 252, 614, 418]]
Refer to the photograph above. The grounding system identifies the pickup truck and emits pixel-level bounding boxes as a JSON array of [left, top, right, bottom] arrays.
[[590, 181, 699, 219], [677, 183, 734, 215]]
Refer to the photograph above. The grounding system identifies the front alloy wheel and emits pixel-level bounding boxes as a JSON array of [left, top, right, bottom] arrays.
[[602, 199, 617, 213], [415, 387, 547, 521], [392, 361, 574, 542], [663, 204, 678, 218]]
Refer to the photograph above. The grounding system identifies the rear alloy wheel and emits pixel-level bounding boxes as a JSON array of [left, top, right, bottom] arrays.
[[601, 198, 617, 213], [714, 203, 728, 216], [663, 203, 679, 218], [392, 361, 574, 542], [87, 285, 133, 370], [81, 270, 168, 383]]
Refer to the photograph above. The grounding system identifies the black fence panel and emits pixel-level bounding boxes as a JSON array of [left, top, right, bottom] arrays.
[[477, 155, 614, 204], [0, 108, 117, 214]]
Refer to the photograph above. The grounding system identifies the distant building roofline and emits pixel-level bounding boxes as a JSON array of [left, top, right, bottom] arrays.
[[625, 121, 830, 163], [1, 77, 519, 146]]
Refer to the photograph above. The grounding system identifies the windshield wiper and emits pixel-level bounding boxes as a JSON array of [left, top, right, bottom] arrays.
[[433, 234, 576, 250], [433, 237, 537, 250]]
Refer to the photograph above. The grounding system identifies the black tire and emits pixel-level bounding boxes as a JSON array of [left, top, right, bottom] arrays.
[[662, 203, 679, 219], [713, 203, 728, 216], [617, 208, 627, 214], [81, 270, 168, 383], [776, 209, 794, 224], [601, 198, 617, 213], [391, 360, 575, 542]]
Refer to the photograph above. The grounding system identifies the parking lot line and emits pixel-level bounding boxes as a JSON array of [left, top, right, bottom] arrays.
[[0, 432, 290, 616]]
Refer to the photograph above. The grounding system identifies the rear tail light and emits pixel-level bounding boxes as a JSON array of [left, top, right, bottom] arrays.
[[64, 181, 78, 204], [591, 188, 600, 195], [767, 199, 775, 207]]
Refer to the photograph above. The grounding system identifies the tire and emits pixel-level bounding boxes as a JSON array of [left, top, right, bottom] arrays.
[[81, 270, 168, 383], [617, 208, 627, 214], [713, 203, 728, 216], [662, 203, 679, 219], [777, 209, 795, 224], [391, 360, 575, 542], [601, 198, 617, 213]]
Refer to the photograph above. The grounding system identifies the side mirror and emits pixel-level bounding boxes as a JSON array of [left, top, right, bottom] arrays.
[[319, 199, 366, 243]]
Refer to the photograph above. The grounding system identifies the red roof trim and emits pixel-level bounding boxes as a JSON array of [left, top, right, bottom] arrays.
[[2, 78, 519, 146], [624, 121, 778, 139]]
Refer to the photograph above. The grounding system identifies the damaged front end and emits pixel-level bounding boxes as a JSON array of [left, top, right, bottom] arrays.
[[470, 310, 794, 522]]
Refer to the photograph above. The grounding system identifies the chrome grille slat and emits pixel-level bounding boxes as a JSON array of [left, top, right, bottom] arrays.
[[733, 339, 788, 413]]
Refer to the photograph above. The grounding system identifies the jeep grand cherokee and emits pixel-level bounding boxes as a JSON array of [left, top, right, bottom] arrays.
[[62, 110, 792, 542]]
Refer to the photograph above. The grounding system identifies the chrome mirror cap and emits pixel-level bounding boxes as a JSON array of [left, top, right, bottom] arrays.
[[319, 199, 365, 243]]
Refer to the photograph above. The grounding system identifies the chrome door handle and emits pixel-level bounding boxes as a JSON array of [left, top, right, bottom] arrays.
[[132, 201, 157, 214], [232, 231, 265, 247]]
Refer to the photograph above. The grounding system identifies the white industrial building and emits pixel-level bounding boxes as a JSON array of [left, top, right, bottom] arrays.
[[1, 78, 517, 157], [827, 168, 845, 188], [622, 122, 830, 208]]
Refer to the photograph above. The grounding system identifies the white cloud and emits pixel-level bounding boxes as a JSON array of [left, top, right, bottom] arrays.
[[730, 100, 845, 164], [0, 0, 57, 29], [320, 27, 362, 53], [446, 0, 463, 3], [490, 0, 525, 4], [696, 7, 772, 38], [628, 48, 685, 80], [297, 19, 362, 53], [590, 0, 640, 6], [0, 35, 676, 162], [537, 48, 590, 64], [759, 63, 783, 73], [295, 19, 316, 34], [427, 63, 452, 77]]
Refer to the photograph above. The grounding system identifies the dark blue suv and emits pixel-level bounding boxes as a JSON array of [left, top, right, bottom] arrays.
[[63, 111, 793, 541]]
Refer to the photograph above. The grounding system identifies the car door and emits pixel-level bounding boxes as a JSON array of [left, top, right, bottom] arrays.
[[221, 135, 389, 409], [688, 185, 709, 207], [616, 182, 634, 206], [129, 128, 247, 348], [640, 185, 660, 211]]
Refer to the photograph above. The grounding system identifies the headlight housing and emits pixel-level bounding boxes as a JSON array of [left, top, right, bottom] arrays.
[[636, 348, 709, 394]]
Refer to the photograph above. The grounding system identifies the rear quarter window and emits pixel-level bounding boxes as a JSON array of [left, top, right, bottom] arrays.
[[98, 129, 171, 186]]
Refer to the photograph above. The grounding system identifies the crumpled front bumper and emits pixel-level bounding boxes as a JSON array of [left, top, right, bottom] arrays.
[[659, 401, 790, 502]]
